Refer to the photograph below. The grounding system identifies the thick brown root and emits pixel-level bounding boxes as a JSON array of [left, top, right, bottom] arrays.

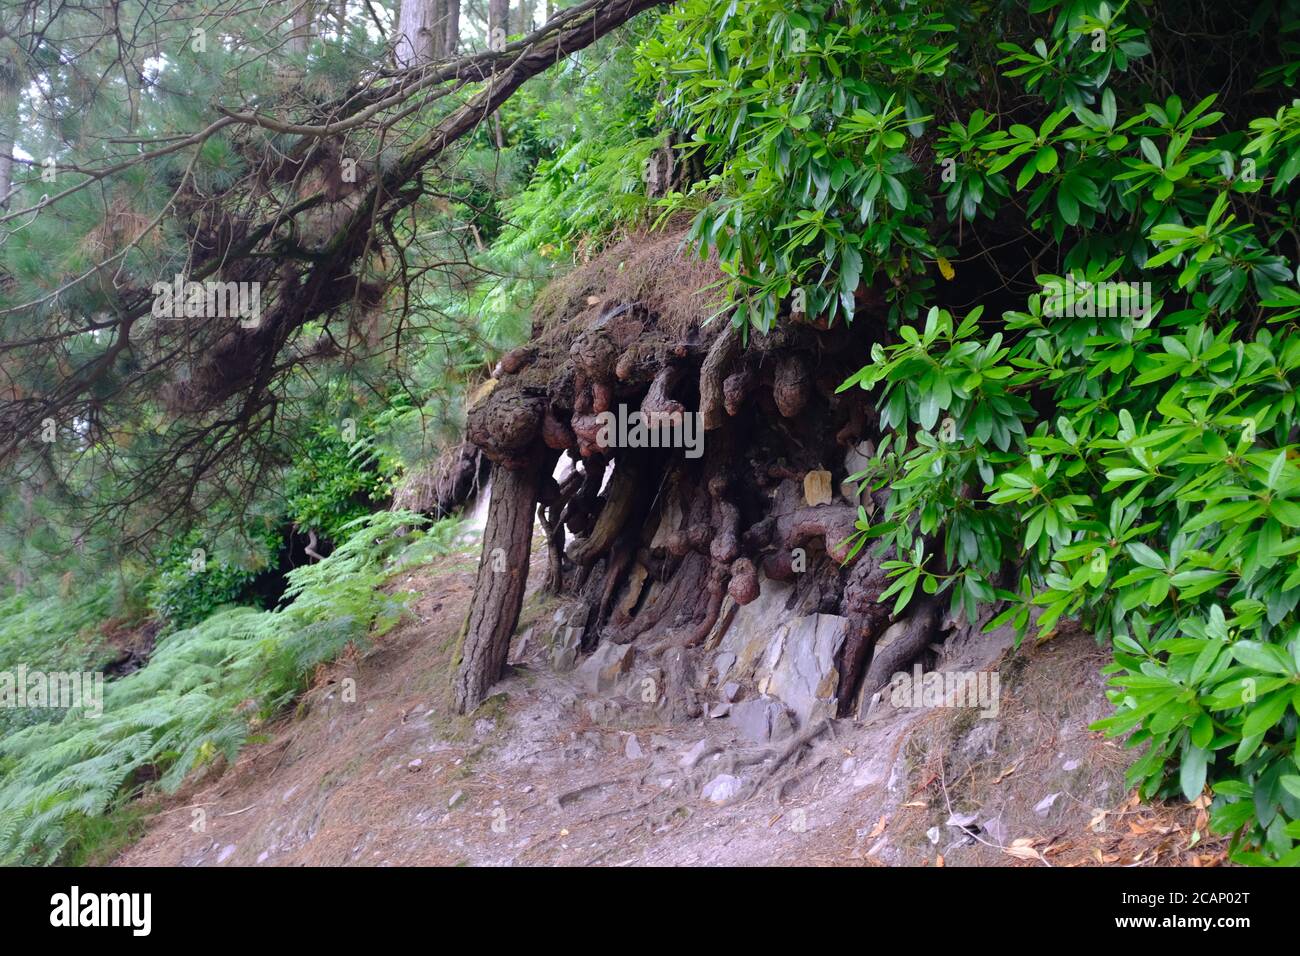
[[699, 323, 739, 430]]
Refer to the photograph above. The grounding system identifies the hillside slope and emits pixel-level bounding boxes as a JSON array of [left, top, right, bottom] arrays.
[[113, 545, 1225, 867]]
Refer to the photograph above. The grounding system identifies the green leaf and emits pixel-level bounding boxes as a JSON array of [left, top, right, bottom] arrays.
[[1230, 641, 1296, 676], [1242, 690, 1292, 738], [1180, 744, 1208, 801], [1126, 543, 1166, 570]]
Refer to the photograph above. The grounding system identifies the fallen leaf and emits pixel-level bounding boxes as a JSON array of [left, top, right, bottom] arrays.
[[1002, 838, 1042, 862]]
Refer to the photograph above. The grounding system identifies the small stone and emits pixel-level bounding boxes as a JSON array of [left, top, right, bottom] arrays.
[[256, 851, 269, 864], [701, 774, 743, 805], [1034, 792, 1061, 818], [926, 826, 941, 845], [708, 702, 731, 718], [729, 697, 794, 744], [407, 758, 423, 770], [982, 817, 1009, 845], [625, 734, 644, 760], [679, 739, 709, 768], [217, 844, 236, 864], [946, 811, 979, 829], [449, 790, 465, 809], [721, 681, 741, 702], [1062, 758, 1081, 772]]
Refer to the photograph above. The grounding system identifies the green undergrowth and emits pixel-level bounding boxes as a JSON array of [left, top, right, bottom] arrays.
[[0, 511, 458, 864]]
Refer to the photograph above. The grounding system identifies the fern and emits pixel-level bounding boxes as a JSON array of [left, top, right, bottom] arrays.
[[0, 511, 448, 864]]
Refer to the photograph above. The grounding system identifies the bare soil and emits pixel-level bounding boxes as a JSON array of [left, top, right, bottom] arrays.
[[115, 546, 1229, 868]]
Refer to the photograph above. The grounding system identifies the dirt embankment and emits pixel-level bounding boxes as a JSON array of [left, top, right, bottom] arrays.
[[115, 546, 1226, 867]]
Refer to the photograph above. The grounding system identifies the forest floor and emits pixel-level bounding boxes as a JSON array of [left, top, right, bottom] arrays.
[[114, 543, 1230, 867]]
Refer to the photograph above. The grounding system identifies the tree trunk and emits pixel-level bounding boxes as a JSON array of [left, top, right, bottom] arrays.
[[489, 0, 509, 47], [395, 0, 444, 66], [516, 0, 534, 34], [444, 0, 461, 54], [289, 0, 316, 55], [0, 29, 22, 209], [452, 461, 544, 713]]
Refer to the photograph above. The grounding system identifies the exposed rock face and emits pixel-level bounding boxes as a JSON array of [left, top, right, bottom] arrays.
[[547, 603, 587, 672], [762, 613, 849, 726], [576, 641, 635, 695], [703, 578, 849, 726]]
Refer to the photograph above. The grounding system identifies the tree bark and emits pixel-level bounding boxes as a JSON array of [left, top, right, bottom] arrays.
[[0, 45, 19, 211], [489, 0, 510, 47], [444, 0, 461, 54], [453, 461, 544, 713], [395, 0, 444, 66], [516, 0, 534, 34], [289, 0, 316, 55]]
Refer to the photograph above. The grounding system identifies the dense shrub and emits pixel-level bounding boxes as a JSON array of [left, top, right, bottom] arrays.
[[649, 0, 1300, 863], [0, 512, 448, 864]]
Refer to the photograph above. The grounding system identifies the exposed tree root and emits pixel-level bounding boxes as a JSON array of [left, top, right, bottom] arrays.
[[452, 232, 952, 720]]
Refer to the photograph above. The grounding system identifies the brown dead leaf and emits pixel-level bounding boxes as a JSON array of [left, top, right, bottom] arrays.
[[1003, 838, 1042, 862]]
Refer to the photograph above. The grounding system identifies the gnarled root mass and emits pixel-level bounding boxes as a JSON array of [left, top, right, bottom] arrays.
[[451, 230, 950, 714]]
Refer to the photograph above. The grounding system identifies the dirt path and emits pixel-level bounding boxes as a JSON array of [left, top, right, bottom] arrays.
[[115, 550, 1227, 867]]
